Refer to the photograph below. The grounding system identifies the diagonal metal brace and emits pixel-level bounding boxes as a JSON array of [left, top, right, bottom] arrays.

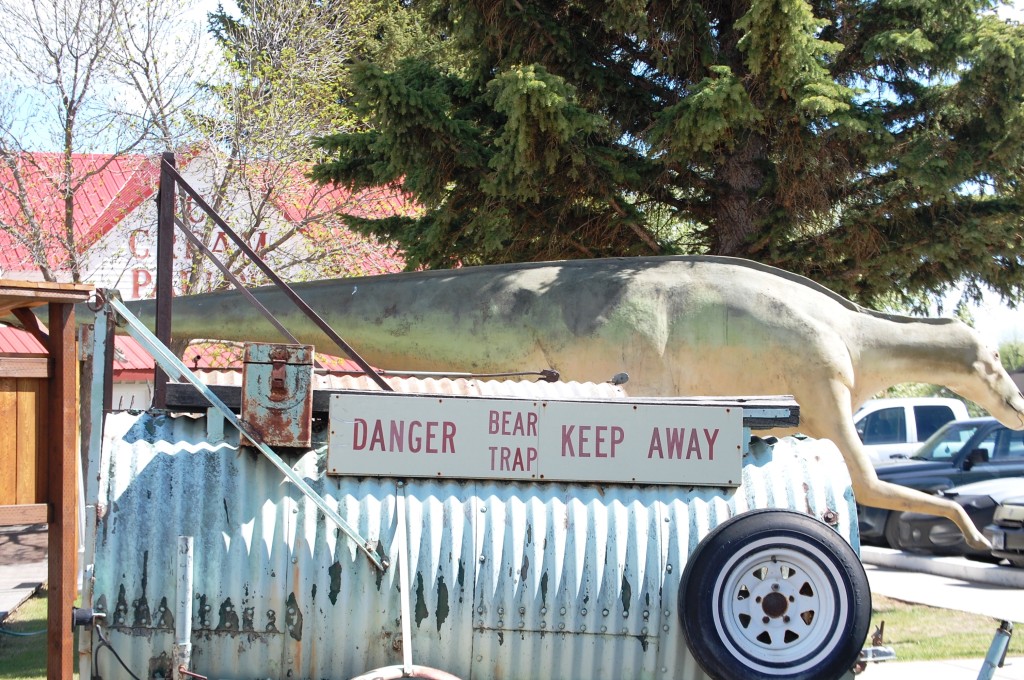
[[105, 293, 389, 573]]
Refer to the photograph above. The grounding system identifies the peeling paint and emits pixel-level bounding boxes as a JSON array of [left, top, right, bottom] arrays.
[[148, 651, 172, 677], [155, 596, 173, 629], [328, 561, 342, 605], [197, 594, 211, 628], [436, 575, 449, 631], [217, 597, 239, 631], [285, 592, 303, 641], [414, 572, 429, 627], [620, 575, 632, 616]]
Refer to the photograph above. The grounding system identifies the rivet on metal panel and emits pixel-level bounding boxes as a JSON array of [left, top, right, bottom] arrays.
[[559, 607, 566, 615], [519, 621, 525, 629], [822, 508, 839, 526], [580, 625, 586, 632], [397, 481, 404, 488], [664, 610, 670, 617], [558, 623, 565, 630], [666, 564, 673, 573], [518, 607, 525, 614], [540, 621, 546, 629], [497, 607, 504, 615], [540, 607, 546, 615], [621, 628, 627, 634], [643, 610, 649, 619], [480, 507, 487, 513], [642, 627, 648, 635], [479, 556, 485, 563], [601, 626, 607, 633], [663, 625, 669, 632], [623, 611, 628, 618], [477, 656, 483, 662], [581, 608, 587, 616], [497, 620, 503, 627], [602, 609, 608, 617], [477, 607, 484, 614], [291, 557, 298, 564], [477, 620, 484, 628]]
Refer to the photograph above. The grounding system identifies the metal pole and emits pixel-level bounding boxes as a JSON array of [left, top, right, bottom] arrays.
[[977, 620, 1013, 680], [172, 537, 194, 680], [154, 151, 177, 409]]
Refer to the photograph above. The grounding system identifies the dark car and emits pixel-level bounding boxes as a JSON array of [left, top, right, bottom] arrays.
[[858, 417, 1024, 546], [886, 477, 1024, 558], [986, 494, 1024, 567]]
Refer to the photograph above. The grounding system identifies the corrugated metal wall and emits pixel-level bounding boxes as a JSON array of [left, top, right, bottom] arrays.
[[85, 403, 856, 680]]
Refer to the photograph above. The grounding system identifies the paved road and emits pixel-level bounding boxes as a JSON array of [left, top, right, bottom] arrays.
[[0, 524, 47, 621]]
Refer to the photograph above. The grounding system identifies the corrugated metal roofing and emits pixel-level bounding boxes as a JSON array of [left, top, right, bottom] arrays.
[[0, 325, 46, 354], [84, 404, 857, 680]]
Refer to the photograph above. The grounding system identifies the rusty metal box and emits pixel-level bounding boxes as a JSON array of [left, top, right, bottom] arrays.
[[241, 343, 314, 448]]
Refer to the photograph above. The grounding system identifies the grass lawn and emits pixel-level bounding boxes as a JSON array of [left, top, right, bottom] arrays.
[[0, 589, 77, 680], [1, 590, 1021, 678], [870, 594, 1023, 662]]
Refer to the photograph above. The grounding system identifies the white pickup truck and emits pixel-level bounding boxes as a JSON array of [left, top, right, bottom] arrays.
[[854, 397, 970, 463]]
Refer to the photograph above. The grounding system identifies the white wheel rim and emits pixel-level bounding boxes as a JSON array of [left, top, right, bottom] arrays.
[[711, 537, 849, 675]]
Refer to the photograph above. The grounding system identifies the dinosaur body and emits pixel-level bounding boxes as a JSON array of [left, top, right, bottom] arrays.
[[125, 255, 1024, 548]]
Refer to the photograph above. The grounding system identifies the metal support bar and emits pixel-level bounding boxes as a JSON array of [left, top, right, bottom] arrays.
[[172, 536, 194, 680], [154, 151, 176, 408], [395, 483, 414, 675], [160, 159, 393, 393], [106, 293, 388, 573], [172, 216, 299, 345], [977, 621, 1013, 680]]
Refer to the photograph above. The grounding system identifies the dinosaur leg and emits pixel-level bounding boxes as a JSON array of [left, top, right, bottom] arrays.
[[799, 381, 991, 551]]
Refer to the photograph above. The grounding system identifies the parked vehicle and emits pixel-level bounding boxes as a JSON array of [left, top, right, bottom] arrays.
[[986, 492, 1024, 567], [853, 397, 970, 463], [885, 477, 1024, 558], [858, 417, 1024, 546]]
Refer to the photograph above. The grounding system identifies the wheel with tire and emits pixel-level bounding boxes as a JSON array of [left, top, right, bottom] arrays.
[[679, 510, 871, 680], [882, 511, 904, 550]]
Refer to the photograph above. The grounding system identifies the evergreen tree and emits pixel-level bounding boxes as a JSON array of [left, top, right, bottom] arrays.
[[312, 0, 1024, 306]]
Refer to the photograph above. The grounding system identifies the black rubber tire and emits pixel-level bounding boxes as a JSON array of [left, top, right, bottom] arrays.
[[882, 511, 903, 550], [679, 509, 871, 680]]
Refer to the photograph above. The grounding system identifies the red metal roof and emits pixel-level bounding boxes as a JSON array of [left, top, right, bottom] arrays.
[[0, 152, 410, 279], [0, 153, 161, 274], [0, 325, 367, 380], [0, 325, 47, 354]]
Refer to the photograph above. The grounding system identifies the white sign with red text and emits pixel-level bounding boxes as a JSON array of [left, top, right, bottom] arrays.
[[327, 393, 743, 486]]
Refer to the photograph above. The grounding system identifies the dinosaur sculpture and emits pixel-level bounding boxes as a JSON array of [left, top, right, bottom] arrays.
[[125, 255, 1024, 549]]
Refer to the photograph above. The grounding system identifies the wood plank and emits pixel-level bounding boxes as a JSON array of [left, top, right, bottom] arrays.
[[16, 379, 39, 504], [0, 378, 17, 505], [0, 357, 50, 378], [0, 503, 49, 526], [0, 280, 92, 317], [35, 379, 48, 503], [47, 301, 77, 680]]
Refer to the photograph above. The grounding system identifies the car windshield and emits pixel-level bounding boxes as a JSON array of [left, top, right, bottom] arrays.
[[911, 421, 986, 461]]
